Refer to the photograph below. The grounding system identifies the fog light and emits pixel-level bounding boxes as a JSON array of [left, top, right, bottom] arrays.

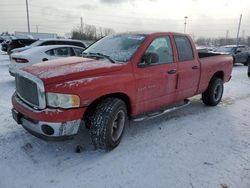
[[41, 124, 54, 135]]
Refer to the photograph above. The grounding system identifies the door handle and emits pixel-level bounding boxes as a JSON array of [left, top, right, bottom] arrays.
[[167, 69, 177, 74], [192, 65, 199, 70]]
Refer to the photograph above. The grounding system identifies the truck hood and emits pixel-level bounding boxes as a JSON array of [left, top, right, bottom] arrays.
[[22, 57, 124, 85]]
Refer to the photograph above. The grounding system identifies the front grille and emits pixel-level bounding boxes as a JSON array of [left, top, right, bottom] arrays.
[[16, 74, 39, 107]]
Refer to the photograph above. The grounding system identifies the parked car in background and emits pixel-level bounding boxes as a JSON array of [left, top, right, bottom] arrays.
[[10, 39, 86, 55], [215, 45, 250, 66], [7, 38, 37, 54], [1, 39, 11, 52], [0, 37, 5, 43], [82, 40, 95, 47], [196, 46, 216, 53], [9, 45, 85, 76]]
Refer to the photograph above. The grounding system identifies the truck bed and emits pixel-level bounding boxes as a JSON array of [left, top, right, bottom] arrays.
[[197, 54, 233, 94]]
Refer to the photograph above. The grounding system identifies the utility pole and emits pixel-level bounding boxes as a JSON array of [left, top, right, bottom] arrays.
[[25, 0, 30, 33], [236, 14, 242, 46], [184, 16, 188, 33], [36, 25, 38, 33]]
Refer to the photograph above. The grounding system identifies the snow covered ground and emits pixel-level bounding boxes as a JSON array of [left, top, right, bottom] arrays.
[[0, 52, 249, 188]]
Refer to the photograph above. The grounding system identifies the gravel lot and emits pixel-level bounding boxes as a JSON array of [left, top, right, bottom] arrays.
[[0, 52, 249, 188]]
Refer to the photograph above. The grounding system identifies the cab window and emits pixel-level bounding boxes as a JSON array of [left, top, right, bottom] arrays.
[[141, 36, 173, 66], [174, 36, 194, 61]]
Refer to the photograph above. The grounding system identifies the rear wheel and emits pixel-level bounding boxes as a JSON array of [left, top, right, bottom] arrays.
[[89, 98, 127, 150], [202, 78, 223, 106]]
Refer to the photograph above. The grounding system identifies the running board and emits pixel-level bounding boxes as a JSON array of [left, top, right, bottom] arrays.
[[131, 99, 191, 122]]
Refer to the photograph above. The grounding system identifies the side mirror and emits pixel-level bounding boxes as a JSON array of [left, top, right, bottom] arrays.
[[144, 52, 159, 65], [42, 58, 48, 62]]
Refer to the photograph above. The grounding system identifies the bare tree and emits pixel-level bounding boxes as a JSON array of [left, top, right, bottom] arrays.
[[71, 23, 115, 40], [195, 36, 250, 47]]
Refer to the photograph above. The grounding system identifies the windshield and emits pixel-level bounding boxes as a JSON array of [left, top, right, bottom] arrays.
[[84, 34, 147, 62], [215, 47, 235, 53]]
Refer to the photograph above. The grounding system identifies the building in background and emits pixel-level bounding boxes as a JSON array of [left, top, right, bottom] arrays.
[[15, 31, 57, 39]]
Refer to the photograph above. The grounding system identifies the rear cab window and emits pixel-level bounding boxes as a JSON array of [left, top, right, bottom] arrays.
[[174, 36, 194, 61]]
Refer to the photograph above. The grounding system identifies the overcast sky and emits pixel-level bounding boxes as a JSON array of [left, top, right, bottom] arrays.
[[1, 0, 250, 38]]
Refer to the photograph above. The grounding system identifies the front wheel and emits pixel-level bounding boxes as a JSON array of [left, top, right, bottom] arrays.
[[202, 78, 224, 106], [90, 98, 127, 150]]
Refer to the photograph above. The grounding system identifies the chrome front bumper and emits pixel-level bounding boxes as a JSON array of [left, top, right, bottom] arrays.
[[12, 108, 81, 141]]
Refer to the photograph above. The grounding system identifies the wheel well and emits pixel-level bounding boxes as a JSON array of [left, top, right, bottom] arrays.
[[83, 93, 131, 120], [211, 71, 224, 82]]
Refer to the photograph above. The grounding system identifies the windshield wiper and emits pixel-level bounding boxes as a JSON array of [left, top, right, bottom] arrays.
[[82, 52, 116, 64]]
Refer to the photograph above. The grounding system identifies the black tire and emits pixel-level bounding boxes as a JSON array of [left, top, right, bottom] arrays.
[[202, 78, 223, 106], [244, 57, 250, 66], [84, 116, 91, 129], [90, 98, 127, 150]]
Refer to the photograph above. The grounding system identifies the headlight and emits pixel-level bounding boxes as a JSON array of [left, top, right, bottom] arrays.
[[46, 92, 80, 108]]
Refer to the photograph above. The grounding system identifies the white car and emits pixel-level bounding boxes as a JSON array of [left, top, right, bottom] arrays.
[[10, 39, 86, 54], [9, 45, 85, 76]]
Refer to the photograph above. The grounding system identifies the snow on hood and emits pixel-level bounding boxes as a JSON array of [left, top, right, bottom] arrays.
[[22, 57, 124, 85]]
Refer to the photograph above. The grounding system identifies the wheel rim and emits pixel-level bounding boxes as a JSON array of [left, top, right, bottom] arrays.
[[214, 83, 222, 101], [111, 110, 125, 142]]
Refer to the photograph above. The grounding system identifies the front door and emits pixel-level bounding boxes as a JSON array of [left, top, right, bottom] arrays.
[[135, 36, 178, 114]]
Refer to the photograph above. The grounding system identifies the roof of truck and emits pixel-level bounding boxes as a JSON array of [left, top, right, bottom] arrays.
[[115, 31, 187, 36]]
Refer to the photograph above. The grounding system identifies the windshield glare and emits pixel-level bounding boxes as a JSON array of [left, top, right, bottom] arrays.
[[84, 34, 146, 62]]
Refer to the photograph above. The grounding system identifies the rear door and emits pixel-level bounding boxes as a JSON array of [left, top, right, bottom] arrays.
[[135, 36, 178, 114], [173, 35, 200, 100]]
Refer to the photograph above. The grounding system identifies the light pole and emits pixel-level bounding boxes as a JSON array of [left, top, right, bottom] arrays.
[[236, 14, 242, 46], [26, 0, 30, 33], [184, 16, 188, 33]]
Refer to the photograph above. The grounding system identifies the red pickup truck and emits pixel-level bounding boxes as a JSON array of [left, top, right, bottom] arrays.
[[12, 32, 233, 150]]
